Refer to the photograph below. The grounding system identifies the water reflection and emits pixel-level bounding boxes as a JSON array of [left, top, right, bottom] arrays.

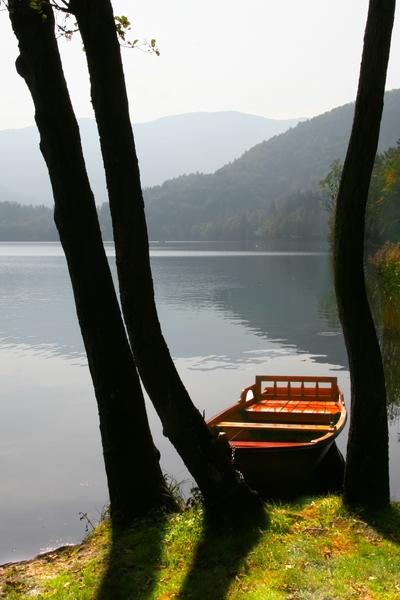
[[381, 331, 400, 421], [0, 254, 85, 359], [0, 343, 105, 563], [151, 241, 347, 368]]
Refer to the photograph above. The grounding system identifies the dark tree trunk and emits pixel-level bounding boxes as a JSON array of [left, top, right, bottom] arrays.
[[9, 0, 171, 522], [71, 0, 263, 515], [334, 0, 395, 510]]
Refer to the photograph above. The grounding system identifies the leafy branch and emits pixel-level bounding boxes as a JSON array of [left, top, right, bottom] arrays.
[[1, 1, 160, 55], [114, 14, 160, 55]]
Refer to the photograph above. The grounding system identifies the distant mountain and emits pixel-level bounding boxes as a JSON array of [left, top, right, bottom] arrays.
[[2, 91, 400, 242], [143, 89, 400, 241], [0, 112, 303, 207], [134, 112, 303, 187]]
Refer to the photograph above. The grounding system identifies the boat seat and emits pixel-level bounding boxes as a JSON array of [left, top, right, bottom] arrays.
[[244, 400, 341, 425], [217, 421, 335, 432], [253, 375, 339, 403], [248, 400, 340, 410]]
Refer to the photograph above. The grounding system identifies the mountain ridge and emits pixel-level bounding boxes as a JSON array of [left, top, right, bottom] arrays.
[[0, 111, 304, 207], [142, 89, 400, 240]]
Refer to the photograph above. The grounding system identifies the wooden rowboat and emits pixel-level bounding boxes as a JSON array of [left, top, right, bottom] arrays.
[[207, 375, 347, 498]]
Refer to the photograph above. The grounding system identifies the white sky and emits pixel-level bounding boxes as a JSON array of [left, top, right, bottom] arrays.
[[1, 0, 400, 130]]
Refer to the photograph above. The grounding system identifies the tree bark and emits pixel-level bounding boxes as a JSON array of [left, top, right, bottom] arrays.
[[9, 0, 172, 522], [70, 0, 263, 515], [334, 0, 395, 510]]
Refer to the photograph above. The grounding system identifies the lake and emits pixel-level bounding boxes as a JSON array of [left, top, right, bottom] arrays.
[[0, 240, 399, 564]]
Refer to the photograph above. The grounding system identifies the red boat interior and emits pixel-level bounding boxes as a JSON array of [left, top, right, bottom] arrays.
[[211, 376, 345, 446]]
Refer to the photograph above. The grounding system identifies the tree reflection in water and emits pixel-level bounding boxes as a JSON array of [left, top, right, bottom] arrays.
[[381, 330, 400, 422], [319, 257, 400, 423], [368, 244, 400, 423]]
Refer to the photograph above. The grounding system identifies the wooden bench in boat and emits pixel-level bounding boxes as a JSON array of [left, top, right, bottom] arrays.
[[243, 407, 340, 425], [238, 376, 342, 426], [248, 375, 339, 401], [217, 421, 335, 432]]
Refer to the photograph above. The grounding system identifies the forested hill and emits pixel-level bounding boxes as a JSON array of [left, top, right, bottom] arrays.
[[143, 89, 400, 241], [0, 194, 57, 240], [0, 112, 302, 207], [1, 91, 400, 242]]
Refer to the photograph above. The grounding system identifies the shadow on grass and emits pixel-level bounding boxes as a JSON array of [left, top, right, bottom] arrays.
[[355, 502, 400, 546], [95, 510, 170, 600], [95, 503, 268, 600], [175, 512, 267, 600]]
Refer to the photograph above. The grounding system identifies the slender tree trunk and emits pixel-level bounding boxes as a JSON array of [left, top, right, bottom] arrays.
[[71, 0, 263, 515], [334, 0, 395, 510], [9, 0, 172, 522]]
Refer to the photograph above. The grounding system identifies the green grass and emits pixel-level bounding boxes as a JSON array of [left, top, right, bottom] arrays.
[[1, 496, 400, 599]]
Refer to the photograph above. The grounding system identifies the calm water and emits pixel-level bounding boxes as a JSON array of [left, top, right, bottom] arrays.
[[0, 240, 399, 564]]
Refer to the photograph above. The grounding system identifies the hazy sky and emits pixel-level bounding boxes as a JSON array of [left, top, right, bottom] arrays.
[[0, 0, 399, 130]]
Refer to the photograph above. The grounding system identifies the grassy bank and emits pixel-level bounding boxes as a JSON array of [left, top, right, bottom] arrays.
[[1, 496, 400, 599]]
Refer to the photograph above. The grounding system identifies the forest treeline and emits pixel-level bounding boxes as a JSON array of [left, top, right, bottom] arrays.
[[1, 140, 399, 244], [321, 143, 400, 247], [0, 201, 58, 240], [0, 90, 399, 243], [3, 141, 398, 245], [0, 189, 328, 242], [140, 90, 400, 243]]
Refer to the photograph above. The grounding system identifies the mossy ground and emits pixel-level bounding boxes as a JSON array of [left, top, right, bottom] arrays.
[[1, 496, 400, 599]]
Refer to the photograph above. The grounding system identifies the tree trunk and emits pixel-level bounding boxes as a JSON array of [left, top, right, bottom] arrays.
[[9, 0, 172, 523], [334, 0, 395, 510], [71, 0, 263, 515]]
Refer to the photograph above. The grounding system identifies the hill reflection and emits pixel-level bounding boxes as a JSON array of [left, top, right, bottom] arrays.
[[151, 240, 348, 369]]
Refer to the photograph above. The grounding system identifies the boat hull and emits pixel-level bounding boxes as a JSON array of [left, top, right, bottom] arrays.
[[231, 438, 343, 498], [207, 375, 347, 498]]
